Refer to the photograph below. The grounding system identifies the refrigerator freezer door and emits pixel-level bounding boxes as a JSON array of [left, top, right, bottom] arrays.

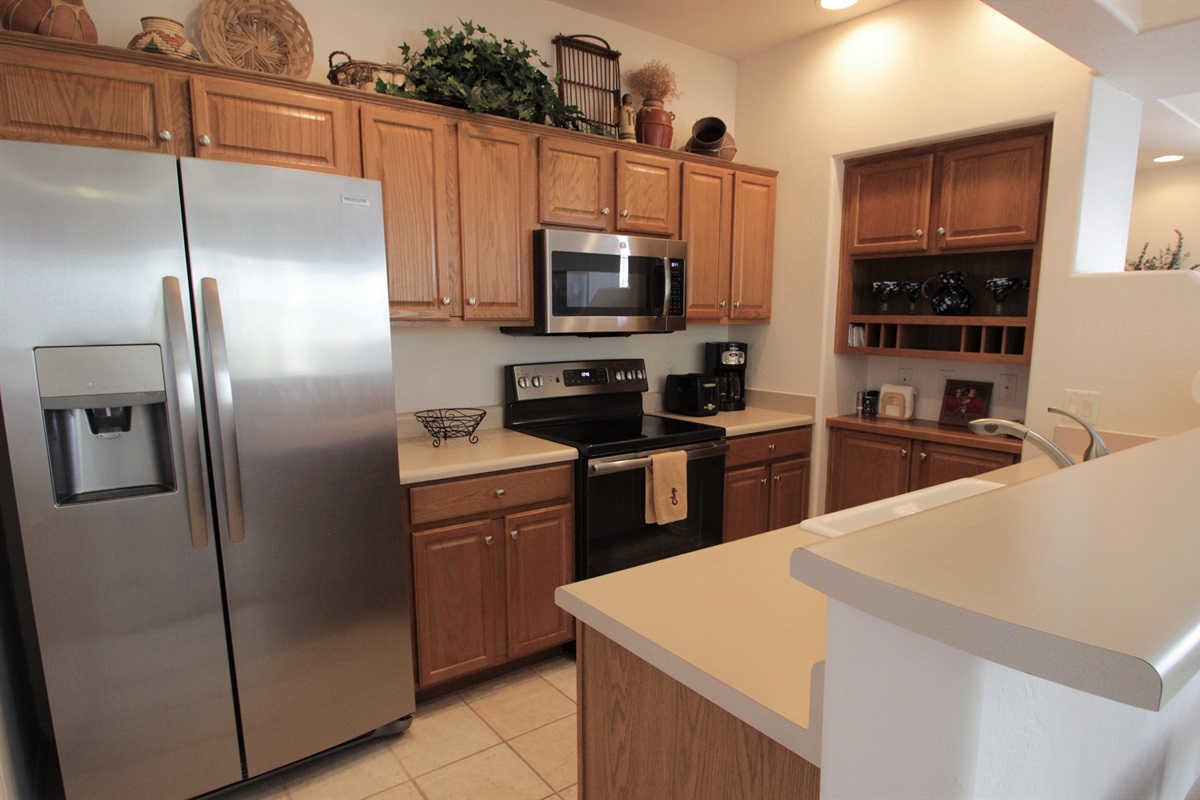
[[179, 158, 415, 776], [0, 142, 242, 797]]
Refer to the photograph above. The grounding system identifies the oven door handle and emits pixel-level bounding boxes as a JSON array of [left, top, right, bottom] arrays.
[[587, 441, 728, 477]]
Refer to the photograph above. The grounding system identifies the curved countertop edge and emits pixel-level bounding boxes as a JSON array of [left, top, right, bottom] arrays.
[[556, 587, 825, 766], [790, 427, 1200, 712], [790, 549, 1163, 711], [397, 430, 577, 484]]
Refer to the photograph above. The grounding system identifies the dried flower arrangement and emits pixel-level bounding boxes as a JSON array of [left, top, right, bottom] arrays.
[[625, 59, 680, 102], [1126, 229, 1200, 271]]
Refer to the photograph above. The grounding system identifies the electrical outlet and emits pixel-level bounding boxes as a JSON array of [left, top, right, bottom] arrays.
[[999, 373, 1018, 402], [898, 367, 913, 385], [666, 363, 676, 375], [1063, 389, 1101, 424]]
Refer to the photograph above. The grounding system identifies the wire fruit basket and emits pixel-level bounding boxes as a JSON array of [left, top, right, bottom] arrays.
[[414, 408, 486, 447]]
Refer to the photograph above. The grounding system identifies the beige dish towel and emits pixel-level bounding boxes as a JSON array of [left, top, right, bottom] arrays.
[[644, 450, 688, 525]]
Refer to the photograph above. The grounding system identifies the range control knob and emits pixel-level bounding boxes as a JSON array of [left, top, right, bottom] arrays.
[[517, 376, 529, 389], [636, 368, 646, 380], [615, 370, 625, 381], [532, 375, 544, 388]]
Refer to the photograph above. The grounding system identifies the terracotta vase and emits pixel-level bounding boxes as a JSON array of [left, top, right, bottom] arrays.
[[128, 17, 201, 61], [1, 0, 97, 43], [635, 99, 675, 149]]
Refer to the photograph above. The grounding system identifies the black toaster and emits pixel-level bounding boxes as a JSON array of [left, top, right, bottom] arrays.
[[663, 373, 720, 417]]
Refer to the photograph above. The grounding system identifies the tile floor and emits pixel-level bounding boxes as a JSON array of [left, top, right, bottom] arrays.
[[217, 654, 579, 800]]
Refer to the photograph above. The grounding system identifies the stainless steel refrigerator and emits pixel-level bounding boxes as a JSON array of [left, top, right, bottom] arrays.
[[0, 140, 415, 799]]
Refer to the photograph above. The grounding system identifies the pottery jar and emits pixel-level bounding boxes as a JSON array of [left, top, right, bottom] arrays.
[[128, 16, 201, 61], [635, 99, 675, 149], [1, 0, 97, 43]]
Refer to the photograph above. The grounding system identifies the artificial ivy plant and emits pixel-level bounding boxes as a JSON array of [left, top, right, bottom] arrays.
[[377, 20, 592, 131]]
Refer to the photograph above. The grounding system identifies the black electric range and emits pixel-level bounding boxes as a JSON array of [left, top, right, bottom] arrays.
[[504, 359, 726, 578]]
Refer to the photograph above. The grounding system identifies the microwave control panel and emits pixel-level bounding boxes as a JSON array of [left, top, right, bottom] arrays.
[[668, 259, 685, 317]]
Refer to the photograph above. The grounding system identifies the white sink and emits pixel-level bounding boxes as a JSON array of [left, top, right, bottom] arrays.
[[800, 478, 1004, 538]]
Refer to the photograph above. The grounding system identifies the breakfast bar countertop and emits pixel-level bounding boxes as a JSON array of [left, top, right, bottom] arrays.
[[791, 426, 1200, 712]]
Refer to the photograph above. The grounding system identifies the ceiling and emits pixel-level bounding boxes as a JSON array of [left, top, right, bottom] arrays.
[[551, 0, 1200, 169]]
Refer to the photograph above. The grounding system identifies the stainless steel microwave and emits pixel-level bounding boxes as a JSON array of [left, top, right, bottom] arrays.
[[502, 229, 687, 336]]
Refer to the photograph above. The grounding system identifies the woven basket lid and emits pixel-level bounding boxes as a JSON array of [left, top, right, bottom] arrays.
[[198, 0, 314, 79]]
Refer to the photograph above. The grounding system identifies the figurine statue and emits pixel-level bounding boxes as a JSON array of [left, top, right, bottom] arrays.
[[618, 94, 636, 141]]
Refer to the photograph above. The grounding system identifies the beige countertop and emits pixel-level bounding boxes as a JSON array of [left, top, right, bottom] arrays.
[[791, 426, 1200, 712], [396, 428, 576, 485], [555, 526, 828, 766], [657, 406, 814, 437]]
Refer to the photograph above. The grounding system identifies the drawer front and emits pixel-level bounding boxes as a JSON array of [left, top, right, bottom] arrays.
[[408, 464, 573, 527], [725, 427, 812, 468]]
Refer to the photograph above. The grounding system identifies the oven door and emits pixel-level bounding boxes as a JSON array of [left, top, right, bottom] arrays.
[[580, 440, 726, 578]]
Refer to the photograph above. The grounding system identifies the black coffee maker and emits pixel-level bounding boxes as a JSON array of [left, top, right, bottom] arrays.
[[705, 342, 748, 411]]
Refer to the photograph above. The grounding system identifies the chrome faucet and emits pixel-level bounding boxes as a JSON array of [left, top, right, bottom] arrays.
[[967, 417, 1076, 468], [967, 407, 1109, 468]]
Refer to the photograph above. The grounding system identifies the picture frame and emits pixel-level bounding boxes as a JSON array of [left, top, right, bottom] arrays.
[[938, 379, 993, 426]]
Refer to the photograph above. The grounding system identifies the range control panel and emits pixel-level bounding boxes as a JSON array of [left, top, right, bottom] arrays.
[[506, 359, 649, 402]]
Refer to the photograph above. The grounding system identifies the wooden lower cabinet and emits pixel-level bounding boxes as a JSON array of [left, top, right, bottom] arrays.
[[825, 417, 1019, 513], [723, 427, 812, 542], [578, 625, 820, 799], [407, 464, 574, 688]]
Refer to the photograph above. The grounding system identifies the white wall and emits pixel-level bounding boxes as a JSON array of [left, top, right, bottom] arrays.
[[1126, 161, 1200, 269], [735, 0, 1095, 510]]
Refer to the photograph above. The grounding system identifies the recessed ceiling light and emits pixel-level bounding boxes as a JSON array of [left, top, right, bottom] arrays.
[[819, 0, 858, 9], [1153, 154, 1185, 163]]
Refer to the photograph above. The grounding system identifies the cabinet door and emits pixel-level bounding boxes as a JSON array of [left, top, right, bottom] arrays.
[[411, 519, 506, 687], [825, 429, 911, 512], [189, 76, 359, 174], [844, 154, 934, 255], [729, 172, 776, 321], [361, 105, 457, 319], [769, 458, 810, 530], [911, 441, 1016, 490], [723, 465, 770, 542], [681, 163, 733, 322], [506, 504, 575, 658], [0, 46, 178, 153], [935, 133, 1045, 250], [458, 121, 535, 321], [615, 150, 680, 236], [538, 135, 614, 230]]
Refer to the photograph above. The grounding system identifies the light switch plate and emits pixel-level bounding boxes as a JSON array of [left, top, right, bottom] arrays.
[[1063, 389, 1100, 423]]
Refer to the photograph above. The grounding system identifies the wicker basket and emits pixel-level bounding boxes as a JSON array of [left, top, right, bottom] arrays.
[[327, 51, 406, 91], [414, 408, 486, 447], [198, 0, 313, 78]]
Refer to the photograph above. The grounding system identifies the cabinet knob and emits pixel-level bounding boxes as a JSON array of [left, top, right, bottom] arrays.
[[441, 297, 451, 305], [468, 297, 477, 306], [768, 443, 776, 452], [601, 207, 611, 216], [198, 134, 212, 146], [899, 448, 908, 457], [494, 488, 505, 497], [158, 130, 172, 142], [937, 226, 946, 236], [734, 301, 742, 308], [919, 451, 928, 460], [511, 530, 520, 540], [914, 229, 924, 239], [719, 300, 727, 308], [774, 475, 782, 482], [620, 209, 630, 218], [485, 535, 494, 545], [760, 477, 767, 486]]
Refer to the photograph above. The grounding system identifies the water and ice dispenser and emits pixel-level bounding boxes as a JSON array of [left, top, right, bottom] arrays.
[[35, 345, 175, 505]]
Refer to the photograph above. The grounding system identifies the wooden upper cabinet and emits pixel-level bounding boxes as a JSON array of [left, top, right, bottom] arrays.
[[936, 132, 1046, 250], [457, 120, 535, 322], [615, 150, 680, 236], [538, 136, 614, 230], [844, 154, 934, 256], [729, 172, 776, 321], [360, 105, 457, 319], [0, 46, 179, 153], [681, 163, 733, 322], [189, 76, 359, 175]]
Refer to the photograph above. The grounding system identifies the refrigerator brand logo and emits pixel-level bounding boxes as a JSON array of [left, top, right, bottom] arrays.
[[341, 194, 371, 207]]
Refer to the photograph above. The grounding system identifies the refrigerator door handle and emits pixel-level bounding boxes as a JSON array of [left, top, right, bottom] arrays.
[[200, 277, 246, 544], [162, 276, 209, 549]]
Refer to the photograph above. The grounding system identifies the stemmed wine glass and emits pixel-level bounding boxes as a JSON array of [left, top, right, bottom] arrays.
[[900, 281, 923, 314], [984, 277, 1029, 315], [871, 280, 901, 313]]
